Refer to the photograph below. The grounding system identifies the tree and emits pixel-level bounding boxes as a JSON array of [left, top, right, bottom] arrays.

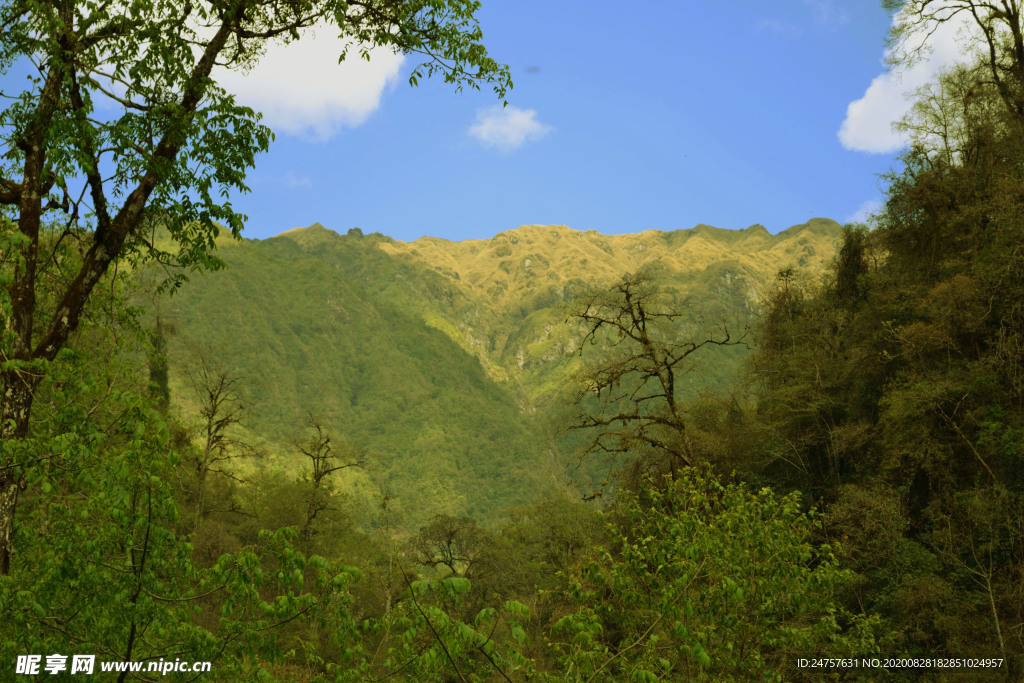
[[410, 515, 484, 579], [565, 273, 745, 496], [551, 471, 887, 682], [885, 0, 1024, 124], [297, 415, 364, 543], [0, 273, 363, 680], [147, 317, 171, 413], [502, 498, 603, 585], [0, 0, 511, 575], [354, 474, 887, 683], [181, 353, 256, 527], [894, 61, 1005, 167], [742, 50, 1024, 667]]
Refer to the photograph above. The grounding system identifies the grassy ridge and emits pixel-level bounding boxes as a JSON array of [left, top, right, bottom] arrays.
[[159, 219, 843, 530]]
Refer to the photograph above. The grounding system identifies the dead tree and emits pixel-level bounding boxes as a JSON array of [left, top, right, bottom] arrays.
[[297, 415, 364, 542], [183, 355, 257, 527], [565, 273, 747, 497]]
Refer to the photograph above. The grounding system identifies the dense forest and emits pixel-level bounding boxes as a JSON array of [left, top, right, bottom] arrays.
[[3, 0, 1024, 680], [149, 218, 839, 530]]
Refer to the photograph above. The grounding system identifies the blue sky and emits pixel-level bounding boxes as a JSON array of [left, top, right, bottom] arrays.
[[3, 1, 978, 241], [234, 1, 910, 241]]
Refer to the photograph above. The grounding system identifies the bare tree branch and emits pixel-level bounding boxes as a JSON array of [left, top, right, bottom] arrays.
[[565, 273, 748, 494]]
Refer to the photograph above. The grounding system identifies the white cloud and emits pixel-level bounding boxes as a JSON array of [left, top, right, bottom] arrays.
[[846, 198, 884, 224], [213, 28, 404, 142], [467, 106, 553, 152], [838, 6, 975, 154]]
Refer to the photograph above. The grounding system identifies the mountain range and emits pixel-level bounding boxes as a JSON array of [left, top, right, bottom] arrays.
[[157, 218, 844, 530]]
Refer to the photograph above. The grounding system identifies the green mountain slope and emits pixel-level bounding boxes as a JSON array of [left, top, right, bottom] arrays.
[[161, 235, 561, 529], [159, 219, 843, 529]]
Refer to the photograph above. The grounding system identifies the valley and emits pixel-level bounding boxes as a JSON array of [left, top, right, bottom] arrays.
[[158, 218, 844, 529]]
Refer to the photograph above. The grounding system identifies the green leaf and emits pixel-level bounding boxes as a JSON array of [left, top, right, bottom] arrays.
[[443, 576, 471, 595], [504, 600, 530, 619]]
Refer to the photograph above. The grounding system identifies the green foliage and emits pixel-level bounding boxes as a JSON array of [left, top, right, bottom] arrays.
[[0, 0, 510, 257], [333, 470, 882, 682], [155, 221, 842, 529], [337, 576, 535, 682], [5, 3, 925, 680], [0, 0, 512, 584], [158, 235, 564, 529], [733, 54, 1024, 675], [0, 286, 361, 680], [502, 498, 605, 590], [550, 471, 886, 682]]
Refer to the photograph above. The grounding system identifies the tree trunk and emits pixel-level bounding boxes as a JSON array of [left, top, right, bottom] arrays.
[[0, 477, 19, 576], [0, 369, 38, 575]]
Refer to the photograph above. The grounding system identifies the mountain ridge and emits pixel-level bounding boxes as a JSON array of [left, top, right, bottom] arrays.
[[274, 218, 842, 307], [159, 218, 845, 528], [272, 217, 835, 244]]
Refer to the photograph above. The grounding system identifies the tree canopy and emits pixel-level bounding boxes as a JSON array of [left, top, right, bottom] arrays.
[[885, 0, 1024, 122], [1, 0, 511, 573]]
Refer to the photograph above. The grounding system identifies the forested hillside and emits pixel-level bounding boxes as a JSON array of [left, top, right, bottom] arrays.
[[3, 0, 1023, 680], [734, 62, 1024, 668], [156, 219, 842, 527], [156, 230, 560, 528]]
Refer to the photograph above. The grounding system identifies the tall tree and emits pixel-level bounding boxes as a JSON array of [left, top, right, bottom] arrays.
[[0, 0, 510, 574], [182, 353, 255, 527], [885, 0, 1024, 124], [744, 51, 1024, 668], [297, 415, 363, 543], [565, 273, 745, 496], [410, 514, 486, 579], [0, 272, 363, 679]]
